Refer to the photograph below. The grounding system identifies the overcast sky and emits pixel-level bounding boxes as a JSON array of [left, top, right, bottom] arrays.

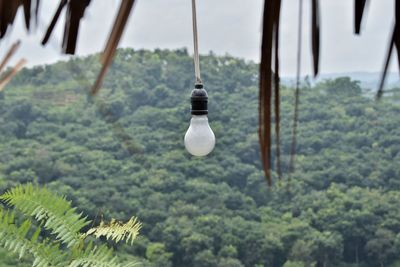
[[0, 0, 397, 76]]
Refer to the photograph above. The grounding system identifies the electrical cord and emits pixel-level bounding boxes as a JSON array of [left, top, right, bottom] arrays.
[[191, 0, 202, 84]]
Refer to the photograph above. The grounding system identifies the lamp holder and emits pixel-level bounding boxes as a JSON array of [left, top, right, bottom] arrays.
[[191, 83, 208, 115]]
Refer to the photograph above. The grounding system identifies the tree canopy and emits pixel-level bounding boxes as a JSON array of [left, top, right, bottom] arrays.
[[0, 49, 400, 266]]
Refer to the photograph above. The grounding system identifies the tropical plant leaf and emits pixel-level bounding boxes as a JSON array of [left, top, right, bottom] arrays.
[[85, 217, 141, 245], [0, 209, 65, 267], [0, 183, 90, 248], [69, 244, 121, 267], [0, 184, 140, 267]]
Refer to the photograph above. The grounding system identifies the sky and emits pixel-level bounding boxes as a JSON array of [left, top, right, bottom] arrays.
[[0, 0, 397, 76]]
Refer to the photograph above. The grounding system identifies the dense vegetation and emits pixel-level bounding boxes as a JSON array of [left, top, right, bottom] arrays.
[[0, 184, 141, 267], [0, 49, 400, 267]]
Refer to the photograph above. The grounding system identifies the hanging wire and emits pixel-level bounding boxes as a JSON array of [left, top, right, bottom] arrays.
[[191, 0, 202, 84]]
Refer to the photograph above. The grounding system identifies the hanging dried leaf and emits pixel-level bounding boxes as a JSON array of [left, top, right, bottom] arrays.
[[35, 0, 40, 26], [42, 0, 67, 45], [0, 40, 21, 73], [394, 1, 400, 71], [62, 0, 91, 54], [311, 0, 320, 76], [0, 59, 27, 92], [273, 0, 282, 180], [41, 0, 90, 54], [22, 0, 32, 30], [0, 0, 39, 38], [91, 0, 136, 95], [377, 27, 395, 99], [289, 0, 304, 174], [260, 0, 281, 186], [355, 0, 367, 34], [0, 0, 23, 38], [378, 2, 399, 98]]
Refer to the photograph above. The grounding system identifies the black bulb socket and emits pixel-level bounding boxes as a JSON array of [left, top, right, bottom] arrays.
[[191, 83, 208, 115]]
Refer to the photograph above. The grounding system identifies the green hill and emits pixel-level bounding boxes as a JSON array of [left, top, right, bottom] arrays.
[[0, 49, 400, 267]]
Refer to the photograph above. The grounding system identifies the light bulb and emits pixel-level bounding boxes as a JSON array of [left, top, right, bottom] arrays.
[[184, 115, 215, 156], [184, 83, 215, 156]]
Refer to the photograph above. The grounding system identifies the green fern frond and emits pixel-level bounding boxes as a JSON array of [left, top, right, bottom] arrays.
[[0, 183, 90, 248], [0, 209, 65, 267], [69, 244, 122, 267], [85, 217, 141, 245]]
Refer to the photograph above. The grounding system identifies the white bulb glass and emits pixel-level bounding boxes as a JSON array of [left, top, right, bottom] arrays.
[[184, 115, 215, 156]]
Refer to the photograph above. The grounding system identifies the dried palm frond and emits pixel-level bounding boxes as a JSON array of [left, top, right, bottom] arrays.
[[91, 0, 136, 95], [0, 59, 27, 92], [378, 2, 399, 98], [355, 0, 368, 34], [0, 1, 37, 38], [395, 3, 400, 70], [42, 0, 91, 54], [311, 0, 320, 76], [259, 0, 278, 186], [62, 0, 91, 54], [41, 0, 68, 46], [273, 0, 282, 181], [0, 40, 21, 73], [377, 27, 395, 99]]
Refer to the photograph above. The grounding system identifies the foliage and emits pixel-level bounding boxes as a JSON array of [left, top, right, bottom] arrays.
[[1, 183, 89, 248], [0, 211, 65, 267], [0, 184, 140, 267], [1, 48, 400, 266], [85, 217, 141, 245]]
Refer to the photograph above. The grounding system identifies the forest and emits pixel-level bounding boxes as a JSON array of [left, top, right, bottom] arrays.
[[0, 48, 400, 267]]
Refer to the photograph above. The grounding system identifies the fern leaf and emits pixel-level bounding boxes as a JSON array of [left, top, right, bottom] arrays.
[[68, 244, 122, 267], [85, 217, 141, 245], [0, 209, 66, 267], [0, 183, 90, 248]]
